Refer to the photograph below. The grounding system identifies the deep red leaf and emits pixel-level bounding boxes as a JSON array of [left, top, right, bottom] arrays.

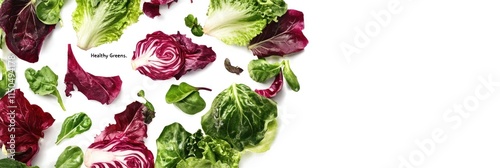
[[64, 44, 122, 104], [143, 2, 161, 18], [0, 0, 55, 63], [0, 89, 55, 165], [248, 9, 308, 57], [94, 102, 148, 143]]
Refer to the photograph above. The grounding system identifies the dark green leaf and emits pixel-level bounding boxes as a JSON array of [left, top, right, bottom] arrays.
[[25, 66, 66, 111], [185, 130, 204, 158], [166, 82, 198, 103], [174, 92, 206, 115], [282, 60, 300, 92], [56, 112, 92, 145], [248, 59, 282, 83], [201, 84, 278, 151], [0, 158, 39, 168], [184, 14, 197, 28], [191, 25, 204, 37], [55, 146, 83, 168], [155, 122, 191, 168], [35, 0, 64, 25]]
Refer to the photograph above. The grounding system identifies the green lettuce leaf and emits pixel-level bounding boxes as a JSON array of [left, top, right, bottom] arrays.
[[203, 0, 287, 46], [201, 83, 278, 151], [72, 0, 142, 50]]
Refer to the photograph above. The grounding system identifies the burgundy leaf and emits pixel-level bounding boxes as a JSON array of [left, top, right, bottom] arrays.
[[248, 9, 308, 57], [94, 102, 148, 143], [0, 89, 55, 165], [0, 0, 55, 63], [144, 0, 193, 18], [143, 2, 161, 18], [150, 0, 176, 5], [65, 44, 122, 104], [171, 32, 216, 79], [84, 138, 154, 168], [131, 31, 185, 80], [255, 71, 283, 98]]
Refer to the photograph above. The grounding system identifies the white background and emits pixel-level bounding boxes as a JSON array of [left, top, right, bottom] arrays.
[[2, 0, 500, 168]]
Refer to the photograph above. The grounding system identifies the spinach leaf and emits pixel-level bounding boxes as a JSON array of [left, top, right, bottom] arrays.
[[155, 122, 192, 168], [282, 60, 300, 92], [35, 0, 64, 25], [175, 92, 206, 115], [201, 83, 278, 151], [0, 158, 39, 168], [25, 66, 65, 111], [55, 146, 83, 168], [138, 90, 156, 124], [248, 59, 282, 83], [166, 82, 210, 115], [56, 112, 92, 145]]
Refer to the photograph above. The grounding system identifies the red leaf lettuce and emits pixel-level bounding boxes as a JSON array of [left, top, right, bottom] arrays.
[[0, 89, 55, 165], [64, 44, 122, 105], [0, 0, 55, 63], [248, 9, 308, 57]]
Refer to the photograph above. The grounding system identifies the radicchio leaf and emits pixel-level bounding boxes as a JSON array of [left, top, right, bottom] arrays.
[[143, 2, 161, 18], [248, 9, 308, 57], [65, 44, 122, 104], [84, 138, 154, 168], [171, 32, 216, 79], [0, 0, 55, 63], [94, 102, 148, 143], [255, 71, 283, 98], [131, 31, 185, 80], [131, 31, 216, 80], [0, 89, 55, 165]]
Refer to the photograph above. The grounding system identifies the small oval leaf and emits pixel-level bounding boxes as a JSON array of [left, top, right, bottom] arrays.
[[56, 112, 92, 145], [55, 146, 83, 168]]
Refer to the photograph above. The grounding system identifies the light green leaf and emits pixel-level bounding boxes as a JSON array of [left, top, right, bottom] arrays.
[[282, 60, 300, 92], [248, 59, 282, 83], [56, 113, 92, 145], [25, 66, 66, 111], [176, 158, 230, 168], [36, 0, 65, 25], [72, 0, 142, 50], [244, 119, 278, 153], [166, 82, 198, 103], [203, 0, 288, 46], [55, 146, 84, 168]]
